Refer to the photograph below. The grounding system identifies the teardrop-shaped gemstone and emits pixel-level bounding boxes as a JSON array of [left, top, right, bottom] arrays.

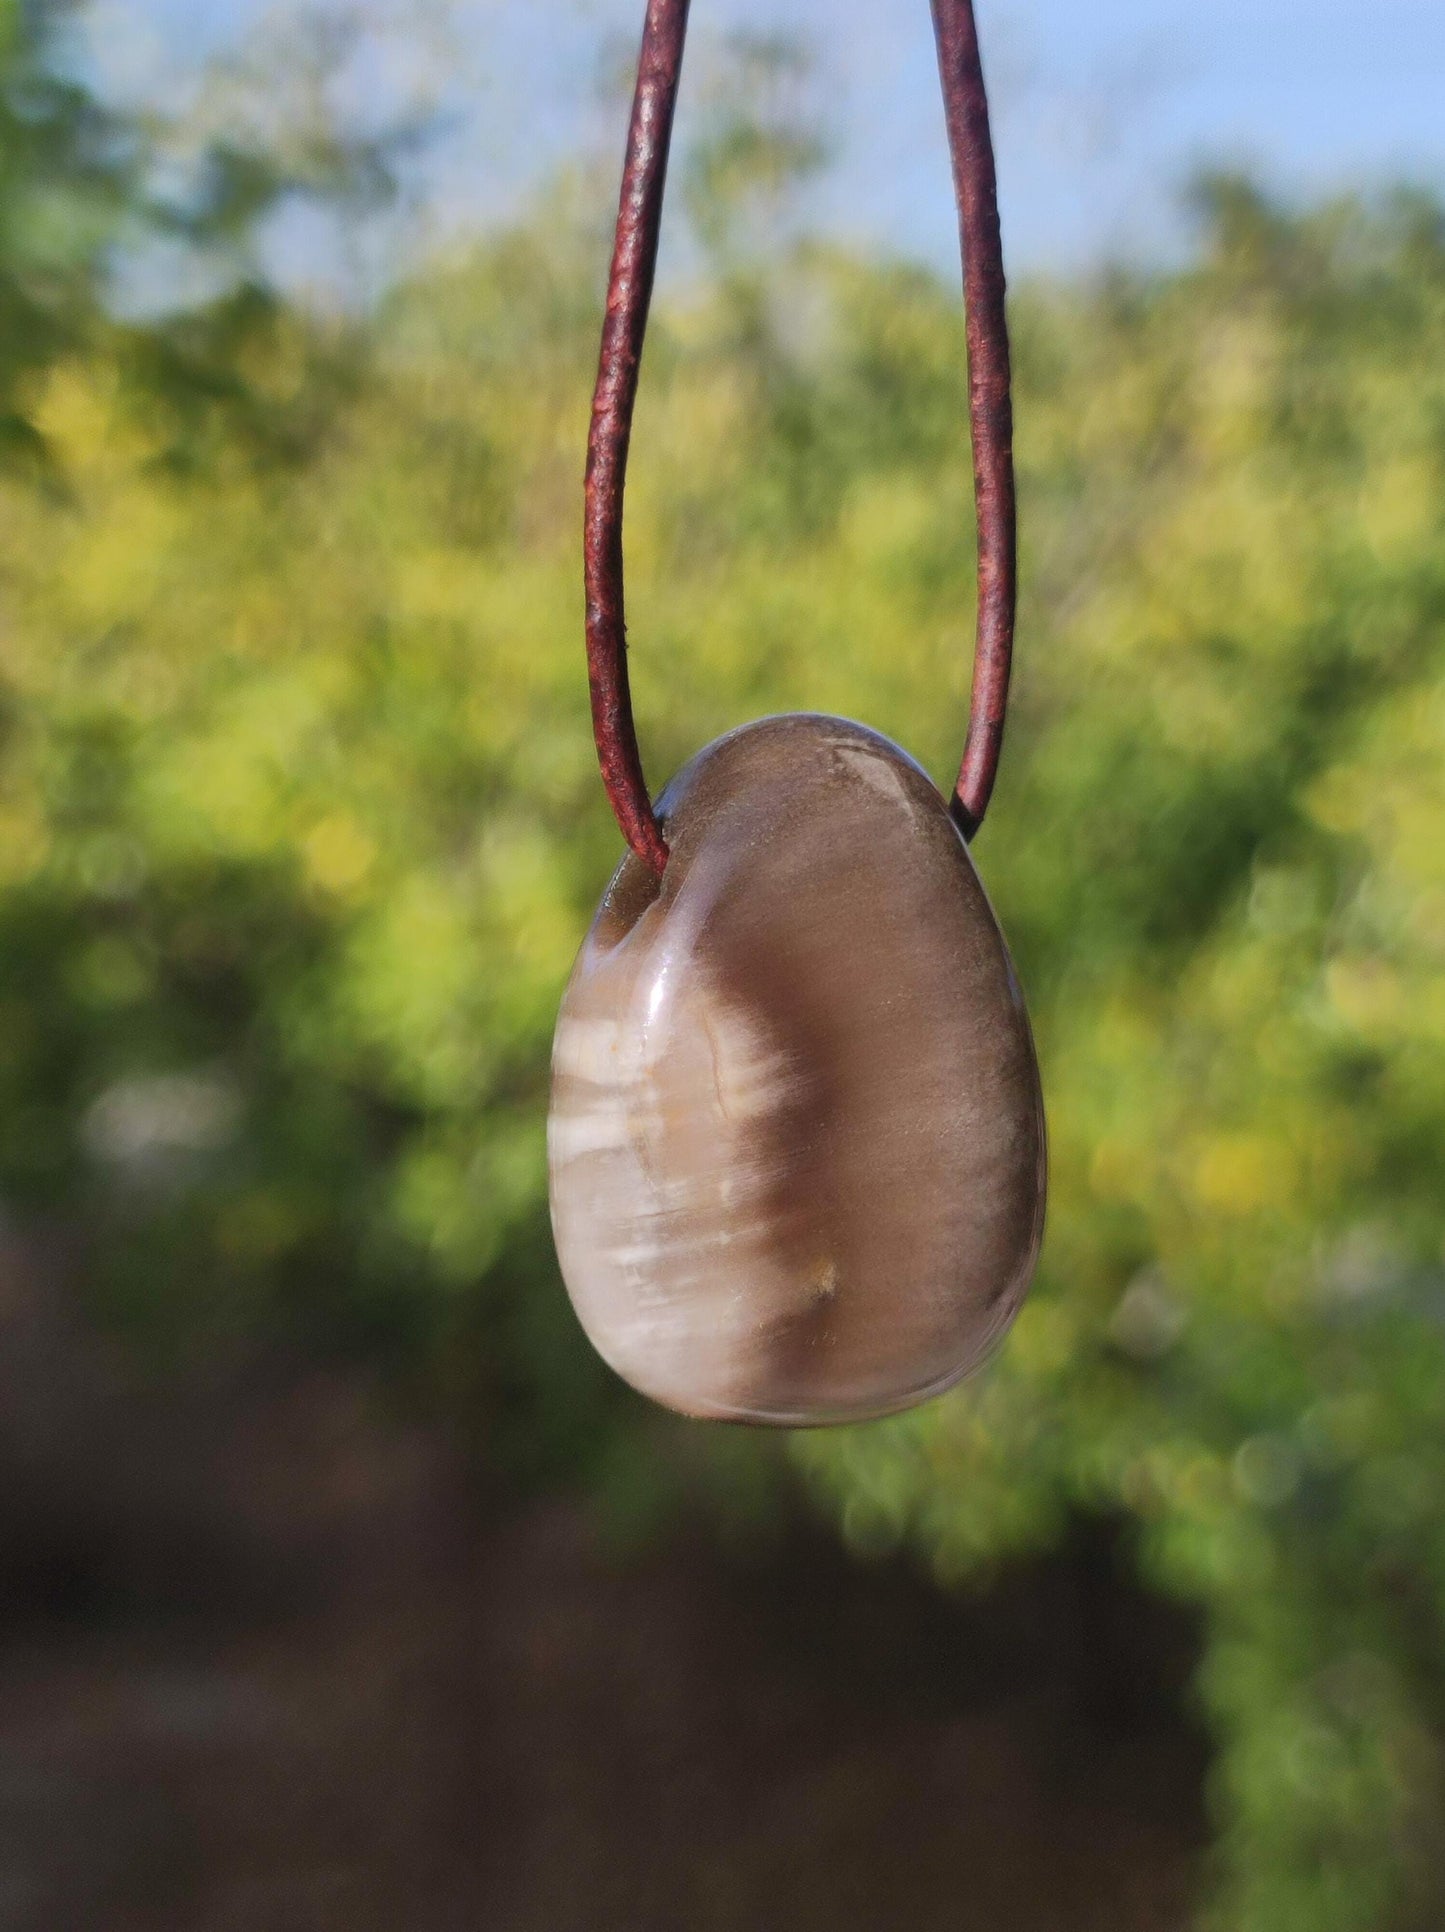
[[548, 714, 1046, 1425]]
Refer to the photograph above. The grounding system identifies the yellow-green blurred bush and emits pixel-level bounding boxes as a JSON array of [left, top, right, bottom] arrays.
[[3, 9, 1445, 1918]]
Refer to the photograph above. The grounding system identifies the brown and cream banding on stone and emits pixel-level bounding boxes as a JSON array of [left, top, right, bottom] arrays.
[[548, 713, 1046, 1426]]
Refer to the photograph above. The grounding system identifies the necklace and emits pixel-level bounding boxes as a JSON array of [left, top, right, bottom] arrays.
[[548, 0, 1045, 1425]]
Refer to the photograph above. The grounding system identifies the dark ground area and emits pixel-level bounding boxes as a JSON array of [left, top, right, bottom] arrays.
[[0, 1238, 1209, 1932]]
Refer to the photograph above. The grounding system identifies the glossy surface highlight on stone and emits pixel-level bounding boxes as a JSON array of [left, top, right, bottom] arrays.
[[548, 714, 1046, 1426]]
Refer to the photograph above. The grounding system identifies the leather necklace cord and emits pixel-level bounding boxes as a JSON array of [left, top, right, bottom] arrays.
[[584, 0, 1017, 873]]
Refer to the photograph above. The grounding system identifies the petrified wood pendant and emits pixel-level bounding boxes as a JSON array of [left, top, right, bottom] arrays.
[[548, 715, 1046, 1426]]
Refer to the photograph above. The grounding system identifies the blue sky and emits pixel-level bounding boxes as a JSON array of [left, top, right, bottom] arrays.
[[105, 0, 1445, 274]]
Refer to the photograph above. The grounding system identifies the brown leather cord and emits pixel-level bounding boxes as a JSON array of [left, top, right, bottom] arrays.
[[584, 0, 1016, 871], [931, 0, 1016, 839]]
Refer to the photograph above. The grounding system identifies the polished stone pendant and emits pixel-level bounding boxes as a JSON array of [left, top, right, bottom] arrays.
[[548, 714, 1046, 1426]]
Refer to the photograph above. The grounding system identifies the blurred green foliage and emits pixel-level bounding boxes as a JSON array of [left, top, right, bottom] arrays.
[[3, 10, 1445, 1925]]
